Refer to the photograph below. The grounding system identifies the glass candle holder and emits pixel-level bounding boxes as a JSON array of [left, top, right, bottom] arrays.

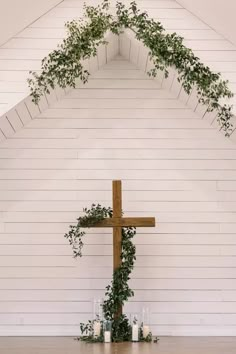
[[92, 298, 103, 338], [93, 298, 103, 321], [93, 319, 101, 338], [141, 307, 150, 338], [103, 320, 112, 343], [131, 314, 139, 342]]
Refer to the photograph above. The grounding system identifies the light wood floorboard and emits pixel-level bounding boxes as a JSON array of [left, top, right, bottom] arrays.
[[0, 337, 236, 354]]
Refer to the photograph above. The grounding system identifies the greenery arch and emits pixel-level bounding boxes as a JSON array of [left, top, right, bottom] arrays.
[[28, 0, 234, 136]]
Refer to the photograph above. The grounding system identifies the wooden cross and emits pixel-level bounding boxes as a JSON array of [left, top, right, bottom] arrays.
[[93, 180, 155, 318]]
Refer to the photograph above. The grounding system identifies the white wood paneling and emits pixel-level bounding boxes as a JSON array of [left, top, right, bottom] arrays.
[[1, 0, 236, 337], [0, 55, 236, 337]]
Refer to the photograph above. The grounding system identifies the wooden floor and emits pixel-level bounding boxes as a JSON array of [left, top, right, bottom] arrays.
[[0, 337, 236, 354]]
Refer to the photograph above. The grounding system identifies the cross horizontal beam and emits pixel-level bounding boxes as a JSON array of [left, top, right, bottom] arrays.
[[91, 217, 155, 228]]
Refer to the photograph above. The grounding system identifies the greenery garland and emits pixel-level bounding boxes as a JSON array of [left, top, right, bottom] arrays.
[[28, 0, 234, 136], [116, 2, 234, 135], [64, 204, 152, 342], [27, 1, 119, 104]]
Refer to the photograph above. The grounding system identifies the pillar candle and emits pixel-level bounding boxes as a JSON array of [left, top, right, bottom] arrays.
[[132, 324, 139, 341], [93, 321, 101, 337], [104, 331, 111, 343], [143, 325, 150, 338]]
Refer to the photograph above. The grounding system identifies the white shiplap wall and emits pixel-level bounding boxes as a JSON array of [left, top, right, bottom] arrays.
[[1, 0, 236, 337], [1, 54, 236, 336]]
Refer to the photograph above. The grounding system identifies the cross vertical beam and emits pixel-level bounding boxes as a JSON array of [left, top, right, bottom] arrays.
[[112, 180, 122, 318], [88, 180, 155, 320]]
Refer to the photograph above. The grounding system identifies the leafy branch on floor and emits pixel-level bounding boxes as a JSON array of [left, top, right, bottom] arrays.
[[28, 0, 234, 135]]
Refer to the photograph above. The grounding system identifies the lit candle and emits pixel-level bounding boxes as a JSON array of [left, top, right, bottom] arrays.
[[143, 325, 150, 338], [104, 330, 111, 343], [93, 321, 101, 337], [132, 324, 139, 341]]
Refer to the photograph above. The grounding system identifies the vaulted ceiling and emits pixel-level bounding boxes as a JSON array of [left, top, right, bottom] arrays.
[[0, 0, 236, 141]]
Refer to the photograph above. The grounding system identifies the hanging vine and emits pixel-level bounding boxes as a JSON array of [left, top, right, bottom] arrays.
[[115, 1, 234, 135], [28, 0, 234, 136], [65, 204, 152, 342], [27, 1, 120, 104]]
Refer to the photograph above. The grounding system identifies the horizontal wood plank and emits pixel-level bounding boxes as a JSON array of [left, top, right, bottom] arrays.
[[1, 0, 236, 335]]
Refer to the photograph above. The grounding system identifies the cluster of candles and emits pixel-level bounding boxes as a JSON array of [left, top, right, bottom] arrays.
[[131, 308, 150, 342], [93, 318, 150, 342], [92, 300, 151, 342], [93, 299, 112, 342], [93, 319, 112, 342]]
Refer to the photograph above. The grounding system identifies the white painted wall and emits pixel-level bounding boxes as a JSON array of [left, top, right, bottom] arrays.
[[0, 48, 236, 335], [178, 0, 236, 46], [0, 0, 61, 46], [0, 0, 236, 337]]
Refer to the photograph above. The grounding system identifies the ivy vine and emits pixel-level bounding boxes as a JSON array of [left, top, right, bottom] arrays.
[[28, 0, 234, 136], [65, 204, 152, 342]]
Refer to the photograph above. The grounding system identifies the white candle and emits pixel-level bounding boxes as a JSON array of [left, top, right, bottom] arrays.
[[132, 324, 139, 341], [93, 321, 101, 337], [143, 325, 150, 338], [104, 330, 111, 343]]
